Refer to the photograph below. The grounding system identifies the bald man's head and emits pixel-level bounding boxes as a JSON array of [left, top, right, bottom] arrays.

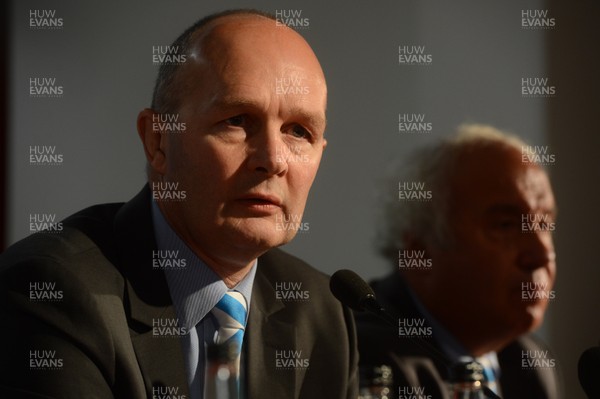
[[137, 9, 328, 273], [151, 9, 324, 114]]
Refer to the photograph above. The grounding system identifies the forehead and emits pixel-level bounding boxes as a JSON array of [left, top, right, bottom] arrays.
[[179, 16, 327, 114], [450, 145, 555, 213]]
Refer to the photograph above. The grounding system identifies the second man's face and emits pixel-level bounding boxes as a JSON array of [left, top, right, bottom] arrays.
[[428, 147, 556, 345]]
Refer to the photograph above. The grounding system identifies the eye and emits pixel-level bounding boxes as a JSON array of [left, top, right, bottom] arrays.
[[494, 219, 519, 229], [488, 215, 521, 232], [225, 115, 245, 127], [288, 124, 310, 139]]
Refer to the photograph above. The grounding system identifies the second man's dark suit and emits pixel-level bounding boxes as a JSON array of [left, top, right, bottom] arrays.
[[0, 186, 358, 398], [355, 272, 562, 399]]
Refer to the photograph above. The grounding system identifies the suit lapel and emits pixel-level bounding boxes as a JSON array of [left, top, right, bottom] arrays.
[[246, 257, 303, 398], [128, 301, 190, 397], [114, 186, 190, 397], [498, 339, 559, 399]]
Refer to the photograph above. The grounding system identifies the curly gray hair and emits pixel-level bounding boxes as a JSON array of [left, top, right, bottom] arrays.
[[377, 123, 530, 262]]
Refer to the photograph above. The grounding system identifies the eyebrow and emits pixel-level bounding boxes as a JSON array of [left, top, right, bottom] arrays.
[[486, 205, 522, 215], [209, 96, 327, 131], [210, 96, 255, 109], [486, 204, 557, 218], [288, 107, 327, 131]]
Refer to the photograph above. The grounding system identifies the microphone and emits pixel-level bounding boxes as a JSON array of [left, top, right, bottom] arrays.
[[329, 269, 396, 326], [330, 269, 451, 365], [578, 345, 600, 398], [330, 269, 501, 399]]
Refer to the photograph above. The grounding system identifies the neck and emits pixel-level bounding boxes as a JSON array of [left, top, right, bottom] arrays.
[[156, 202, 258, 288], [406, 283, 507, 357], [426, 302, 512, 357], [194, 249, 256, 289]]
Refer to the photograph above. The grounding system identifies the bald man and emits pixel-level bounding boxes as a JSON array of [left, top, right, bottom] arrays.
[[0, 10, 358, 399]]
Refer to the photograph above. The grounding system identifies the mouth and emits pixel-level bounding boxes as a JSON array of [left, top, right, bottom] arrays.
[[238, 193, 282, 205], [518, 279, 553, 304], [235, 193, 283, 214]]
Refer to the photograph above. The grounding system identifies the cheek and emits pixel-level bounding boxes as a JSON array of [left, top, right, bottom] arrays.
[[442, 238, 516, 293], [286, 161, 320, 203], [172, 138, 241, 184], [468, 246, 517, 288], [548, 262, 557, 286]]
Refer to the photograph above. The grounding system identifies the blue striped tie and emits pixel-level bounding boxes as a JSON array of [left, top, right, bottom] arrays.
[[211, 291, 248, 376]]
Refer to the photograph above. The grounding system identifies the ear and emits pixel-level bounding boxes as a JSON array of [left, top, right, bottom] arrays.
[[400, 233, 433, 288], [137, 108, 167, 175], [403, 233, 428, 254]]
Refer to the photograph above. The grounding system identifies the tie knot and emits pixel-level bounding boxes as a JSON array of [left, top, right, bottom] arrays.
[[475, 355, 500, 395], [475, 356, 494, 379], [211, 291, 248, 346], [214, 291, 247, 325]]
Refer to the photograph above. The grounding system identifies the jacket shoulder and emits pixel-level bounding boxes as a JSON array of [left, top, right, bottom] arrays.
[[1, 202, 125, 291], [0, 200, 147, 398]]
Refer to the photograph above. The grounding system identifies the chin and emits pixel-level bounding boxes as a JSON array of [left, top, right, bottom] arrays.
[[522, 303, 547, 333], [228, 219, 296, 251]]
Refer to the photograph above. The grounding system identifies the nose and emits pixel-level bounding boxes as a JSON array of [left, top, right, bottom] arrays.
[[246, 124, 288, 176], [518, 228, 555, 272]]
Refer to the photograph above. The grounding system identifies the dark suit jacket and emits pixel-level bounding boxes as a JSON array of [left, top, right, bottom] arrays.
[[355, 272, 562, 399], [0, 186, 358, 398]]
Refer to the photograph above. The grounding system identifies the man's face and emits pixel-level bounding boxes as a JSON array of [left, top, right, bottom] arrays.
[[426, 146, 556, 346], [157, 17, 327, 267]]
